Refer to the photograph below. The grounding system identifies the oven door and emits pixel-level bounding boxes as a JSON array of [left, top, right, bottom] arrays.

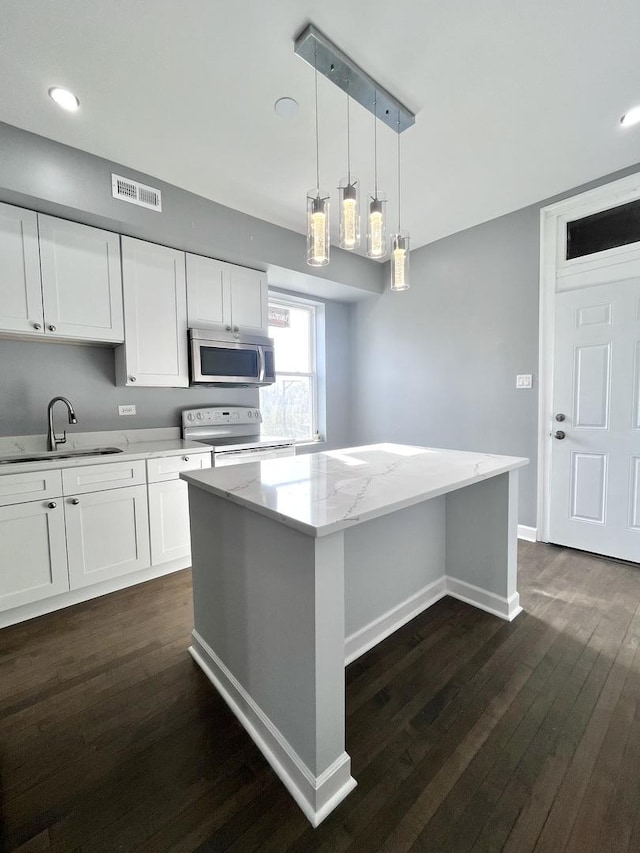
[[213, 445, 295, 467], [190, 339, 262, 385]]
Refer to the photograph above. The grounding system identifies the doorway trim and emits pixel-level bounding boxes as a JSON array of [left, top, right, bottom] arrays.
[[537, 171, 640, 542]]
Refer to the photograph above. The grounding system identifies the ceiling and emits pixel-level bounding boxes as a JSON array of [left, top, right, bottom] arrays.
[[0, 0, 639, 253]]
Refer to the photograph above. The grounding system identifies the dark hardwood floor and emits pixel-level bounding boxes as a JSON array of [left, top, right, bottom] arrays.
[[1, 541, 639, 852]]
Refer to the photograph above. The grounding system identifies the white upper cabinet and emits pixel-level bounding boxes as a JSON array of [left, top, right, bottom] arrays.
[[186, 254, 267, 335], [117, 237, 189, 387], [38, 215, 124, 342], [0, 202, 44, 334]]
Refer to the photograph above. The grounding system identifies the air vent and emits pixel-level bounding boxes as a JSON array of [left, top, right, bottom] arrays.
[[111, 174, 162, 211]]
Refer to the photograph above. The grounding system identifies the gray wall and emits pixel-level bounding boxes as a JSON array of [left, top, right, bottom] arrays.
[[0, 338, 256, 436], [351, 162, 640, 528], [0, 297, 352, 441], [0, 122, 382, 298]]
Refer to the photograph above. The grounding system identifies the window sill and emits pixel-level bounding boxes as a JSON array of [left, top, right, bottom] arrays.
[[295, 439, 326, 450]]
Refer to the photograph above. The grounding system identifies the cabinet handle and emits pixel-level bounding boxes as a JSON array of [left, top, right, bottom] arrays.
[[129, 376, 136, 383], [48, 324, 56, 332], [71, 498, 80, 505], [183, 456, 190, 461], [225, 325, 232, 332], [33, 322, 42, 330], [233, 326, 239, 332], [47, 501, 57, 509]]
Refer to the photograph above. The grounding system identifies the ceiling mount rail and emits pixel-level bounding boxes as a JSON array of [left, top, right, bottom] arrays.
[[294, 24, 415, 134]]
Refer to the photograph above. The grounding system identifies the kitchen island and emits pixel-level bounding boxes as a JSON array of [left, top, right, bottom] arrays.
[[182, 443, 528, 826]]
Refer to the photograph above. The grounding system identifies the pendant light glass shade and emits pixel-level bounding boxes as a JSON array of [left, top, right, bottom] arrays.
[[307, 190, 330, 266], [338, 178, 360, 249], [390, 231, 410, 290], [367, 193, 387, 258]]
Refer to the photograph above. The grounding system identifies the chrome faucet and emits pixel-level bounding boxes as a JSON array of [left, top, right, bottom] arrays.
[[47, 397, 78, 451]]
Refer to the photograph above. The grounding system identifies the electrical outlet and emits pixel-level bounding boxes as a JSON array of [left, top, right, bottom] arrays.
[[118, 404, 136, 416], [516, 374, 533, 389]]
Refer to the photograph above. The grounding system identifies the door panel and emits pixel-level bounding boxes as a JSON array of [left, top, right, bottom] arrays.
[[186, 254, 227, 329], [549, 277, 640, 561], [120, 237, 188, 386], [65, 485, 150, 588], [39, 215, 124, 341], [0, 500, 68, 612], [0, 202, 43, 334], [227, 264, 267, 332], [148, 479, 191, 565]]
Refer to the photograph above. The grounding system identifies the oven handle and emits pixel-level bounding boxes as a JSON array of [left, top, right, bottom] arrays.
[[216, 444, 293, 457], [258, 347, 265, 383]]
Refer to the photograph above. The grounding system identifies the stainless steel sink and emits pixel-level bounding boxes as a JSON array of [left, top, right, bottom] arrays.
[[0, 447, 124, 465]]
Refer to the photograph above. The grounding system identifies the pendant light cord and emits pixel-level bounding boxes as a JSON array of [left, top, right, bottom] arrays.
[[314, 44, 320, 193], [346, 85, 351, 185], [373, 94, 378, 196], [397, 111, 401, 231]]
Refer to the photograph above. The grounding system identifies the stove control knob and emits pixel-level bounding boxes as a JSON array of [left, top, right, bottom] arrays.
[[187, 413, 194, 422], [254, 410, 259, 418], [248, 411, 253, 418], [197, 413, 204, 421]]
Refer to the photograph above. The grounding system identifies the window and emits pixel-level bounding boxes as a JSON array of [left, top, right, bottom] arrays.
[[260, 296, 319, 441]]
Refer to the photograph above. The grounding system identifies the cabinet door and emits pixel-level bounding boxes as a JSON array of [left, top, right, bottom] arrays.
[[65, 485, 150, 588], [186, 254, 228, 330], [119, 237, 188, 387], [148, 479, 192, 565], [227, 263, 268, 334], [0, 499, 68, 612], [0, 202, 44, 335], [38, 215, 124, 342]]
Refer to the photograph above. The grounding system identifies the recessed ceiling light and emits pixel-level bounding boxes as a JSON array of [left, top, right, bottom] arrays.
[[620, 105, 640, 128], [274, 97, 298, 118], [48, 87, 80, 112]]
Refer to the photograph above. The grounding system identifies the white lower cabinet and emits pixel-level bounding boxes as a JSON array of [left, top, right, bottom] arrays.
[[149, 479, 191, 565], [0, 499, 69, 611], [64, 484, 150, 589]]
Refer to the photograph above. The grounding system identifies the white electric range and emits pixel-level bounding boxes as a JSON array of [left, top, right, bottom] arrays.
[[181, 406, 296, 467]]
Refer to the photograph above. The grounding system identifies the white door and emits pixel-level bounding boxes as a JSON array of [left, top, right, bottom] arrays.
[[0, 202, 44, 335], [549, 278, 640, 561], [227, 263, 268, 333], [39, 215, 124, 342], [0, 499, 69, 612], [186, 254, 227, 329], [119, 237, 188, 387], [38, 214, 124, 342], [148, 479, 192, 565], [64, 485, 150, 588]]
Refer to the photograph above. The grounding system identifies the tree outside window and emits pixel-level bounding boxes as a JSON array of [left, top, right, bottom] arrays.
[[260, 298, 317, 441]]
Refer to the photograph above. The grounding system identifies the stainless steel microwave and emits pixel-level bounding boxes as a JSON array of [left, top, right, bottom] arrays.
[[189, 329, 276, 386]]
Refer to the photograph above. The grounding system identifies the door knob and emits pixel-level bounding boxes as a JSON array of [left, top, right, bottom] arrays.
[[555, 413, 566, 422], [554, 430, 566, 440]]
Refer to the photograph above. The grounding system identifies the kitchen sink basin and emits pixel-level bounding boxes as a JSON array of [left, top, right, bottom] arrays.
[[0, 447, 124, 465]]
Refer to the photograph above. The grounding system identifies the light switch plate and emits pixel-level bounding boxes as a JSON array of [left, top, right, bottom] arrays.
[[118, 404, 136, 416], [516, 374, 533, 389]]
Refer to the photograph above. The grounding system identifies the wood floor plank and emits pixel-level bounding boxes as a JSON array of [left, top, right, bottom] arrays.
[[2, 543, 640, 853]]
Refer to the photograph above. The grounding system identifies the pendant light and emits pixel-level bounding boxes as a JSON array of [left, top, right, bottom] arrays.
[[390, 111, 410, 290], [306, 44, 329, 267], [366, 94, 387, 259], [338, 85, 360, 249]]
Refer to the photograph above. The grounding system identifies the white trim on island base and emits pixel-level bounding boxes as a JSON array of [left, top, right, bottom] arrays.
[[190, 631, 357, 828], [517, 524, 538, 542], [345, 574, 522, 665]]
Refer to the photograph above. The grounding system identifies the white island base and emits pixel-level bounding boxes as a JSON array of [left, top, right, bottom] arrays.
[[183, 444, 528, 826]]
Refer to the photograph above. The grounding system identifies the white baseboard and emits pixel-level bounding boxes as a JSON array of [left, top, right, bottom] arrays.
[[345, 577, 447, 665], [0, 557, 190, 630], [445, 576, 522, 621], [189, 631, 357, 827], [517, 524, 538, 542]]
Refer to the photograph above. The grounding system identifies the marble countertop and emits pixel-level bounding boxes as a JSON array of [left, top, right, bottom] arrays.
[[182, 443, 528, 537], [0, 428, 211, 475]]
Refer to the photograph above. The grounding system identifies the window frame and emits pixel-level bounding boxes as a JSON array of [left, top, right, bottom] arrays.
[[261, 294, 320, 442]]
